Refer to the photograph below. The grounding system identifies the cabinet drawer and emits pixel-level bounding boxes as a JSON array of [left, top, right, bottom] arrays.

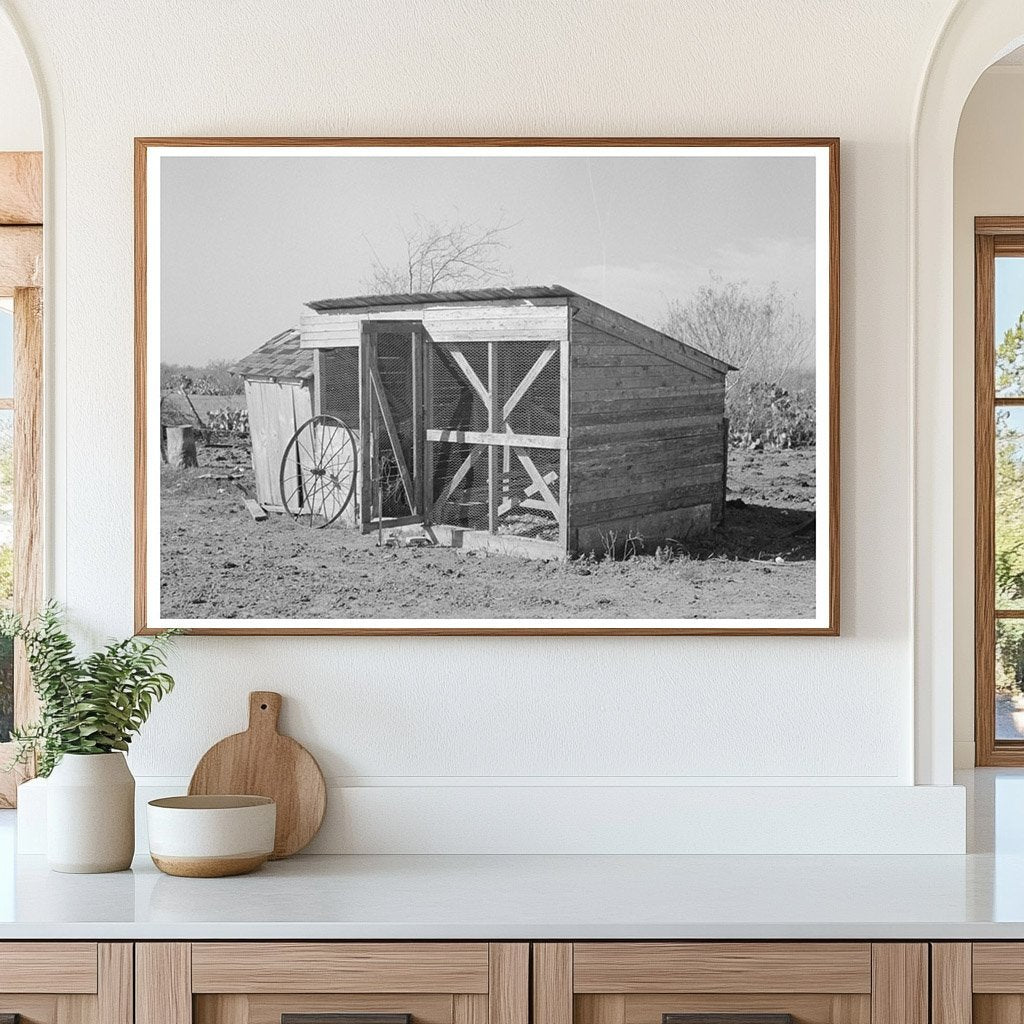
[[533, 943, 926, 1024], [0, 943, 130, 1024], [572, 944, 872, 994], [0, 942, 98, 994], [140, 942, 528, 1024], [191, 943, 490, 994]]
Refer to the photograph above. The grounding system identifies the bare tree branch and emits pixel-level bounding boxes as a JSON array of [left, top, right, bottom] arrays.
[[364, 213, 516, 294], [662, 273, 814, 393]]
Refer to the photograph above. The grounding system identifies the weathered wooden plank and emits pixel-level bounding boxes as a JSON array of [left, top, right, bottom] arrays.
[[576, 450, 726, 485], [571, 482, 721, 524], [573, 392, 724, 417], [488, 340, 499, 533], [244, 498, 267, 521], [449, 345, 491, 409], [0, 152, 42, 224], [572, 368, 711, 389], [573, 427, 723, 457], [0, 224, 42, 294], [517, 451, 562, 519], [572, 297, 731, 378], [430, 524, 561, 560], [573, 400, 724, 428], [572, 384, 723, 404], [427, 428, 566, 450], [572, 415, 723, 441], [573, 464, 724, 504]]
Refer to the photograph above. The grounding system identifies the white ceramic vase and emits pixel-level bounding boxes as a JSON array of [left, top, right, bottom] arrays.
[[46, 752, 135, 873]]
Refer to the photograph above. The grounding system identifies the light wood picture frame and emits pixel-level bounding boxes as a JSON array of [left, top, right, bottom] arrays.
[[135, 137, 840, 636]]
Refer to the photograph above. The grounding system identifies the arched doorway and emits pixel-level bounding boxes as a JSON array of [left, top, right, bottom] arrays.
[[914, 1, 1024, 785], [0, 6, 44, 808]]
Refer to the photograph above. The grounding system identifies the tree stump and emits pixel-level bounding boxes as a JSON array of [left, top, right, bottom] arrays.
[[166, 425, 198, 468]]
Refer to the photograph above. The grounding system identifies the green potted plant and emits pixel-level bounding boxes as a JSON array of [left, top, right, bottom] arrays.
[[2, 603, 177, 873]]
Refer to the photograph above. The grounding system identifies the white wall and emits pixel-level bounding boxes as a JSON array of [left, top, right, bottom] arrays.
[[952, 66, 1024, 767], [0, 0, 972, 852], [0, 12, 39, 152]]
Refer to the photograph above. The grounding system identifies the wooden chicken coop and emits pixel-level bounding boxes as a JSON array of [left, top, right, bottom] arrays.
[[290, 285, 733, 559]]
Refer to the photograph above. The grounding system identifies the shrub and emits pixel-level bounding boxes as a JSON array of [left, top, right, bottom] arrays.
[[728, 381, 815, 449], [1, 603, 178, 776]]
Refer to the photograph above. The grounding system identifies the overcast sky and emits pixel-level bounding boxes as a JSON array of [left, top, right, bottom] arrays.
[[159, 151, 817, 366]]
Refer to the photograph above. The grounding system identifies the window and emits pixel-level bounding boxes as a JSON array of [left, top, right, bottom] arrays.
[[975, 219, 1024, 764], [0, 155, 43, 806]]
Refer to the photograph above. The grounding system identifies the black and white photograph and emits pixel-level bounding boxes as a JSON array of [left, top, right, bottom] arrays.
[[137, 139, 838, 634]]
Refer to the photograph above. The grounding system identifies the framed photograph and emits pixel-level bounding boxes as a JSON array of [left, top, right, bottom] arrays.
[[135, 137, 839, 636]]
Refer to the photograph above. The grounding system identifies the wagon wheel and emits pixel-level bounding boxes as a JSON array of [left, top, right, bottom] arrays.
[[280, 414, 357, 528]]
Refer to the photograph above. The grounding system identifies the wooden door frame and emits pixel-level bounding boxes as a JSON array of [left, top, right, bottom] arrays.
[[0, 152, 44, 806], [976, 217, 1024, 765], [359, 320, 424, 533]]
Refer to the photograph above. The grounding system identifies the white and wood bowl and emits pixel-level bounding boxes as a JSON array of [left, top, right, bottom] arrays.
[[147, 795, 276, 877]]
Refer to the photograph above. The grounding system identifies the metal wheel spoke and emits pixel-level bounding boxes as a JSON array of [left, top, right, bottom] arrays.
[[280, 415, 358, 528]]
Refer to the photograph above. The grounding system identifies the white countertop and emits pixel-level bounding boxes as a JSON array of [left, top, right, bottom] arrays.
[[0, 848, 1021, 940], [0, 769, 1021, 941]]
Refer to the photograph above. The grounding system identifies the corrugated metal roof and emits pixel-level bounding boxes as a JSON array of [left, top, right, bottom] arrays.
[[235, 328, 313, 382], [306, 284, 577, 312]]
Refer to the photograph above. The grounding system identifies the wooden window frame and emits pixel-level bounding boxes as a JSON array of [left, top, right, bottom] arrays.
[[0, 151, 43, 807]]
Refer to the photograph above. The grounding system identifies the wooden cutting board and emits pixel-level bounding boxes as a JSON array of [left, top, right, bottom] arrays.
[[188, 691, 326, 859]]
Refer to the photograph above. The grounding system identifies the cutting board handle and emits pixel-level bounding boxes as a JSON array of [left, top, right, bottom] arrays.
[[248, 691, 282, 734]]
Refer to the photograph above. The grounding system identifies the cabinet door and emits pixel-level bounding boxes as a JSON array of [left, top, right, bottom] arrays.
[[0, 943, 131, 1024], [137, 943, 528, 1024], [941, 943, 1024, 1024], [533, 944, 928, 1024]]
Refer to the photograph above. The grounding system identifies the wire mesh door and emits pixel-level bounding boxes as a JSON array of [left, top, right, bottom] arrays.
[[427, 339, 565, 544], [360, 324, 424, 531]]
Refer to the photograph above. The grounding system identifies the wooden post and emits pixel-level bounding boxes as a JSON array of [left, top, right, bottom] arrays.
[[313, 348, 325, 416], [165, 425, 198, 468], [359, 328, 373, 532], [719, 414, 729, 526], [423, 338, 434, 524], [411, 329, 423, 516], [488, 340, 499, 534], [559, 305, 571, 556]]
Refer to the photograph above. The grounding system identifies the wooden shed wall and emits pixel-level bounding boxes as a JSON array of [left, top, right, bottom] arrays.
[[566, 312, 728, 554], [244, 378, 312, 511]]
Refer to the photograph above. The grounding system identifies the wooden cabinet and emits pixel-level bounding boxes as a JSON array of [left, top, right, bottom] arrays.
[[932, 943, 1024, 1024], [0, 943, 132, 1024], [0, 938, 955, 1024], [532, 944, 929, 1024], [136, 944, 528, 1024]]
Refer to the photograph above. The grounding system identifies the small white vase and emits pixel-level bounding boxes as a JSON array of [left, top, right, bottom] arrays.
[[46, 752, 135, 873]]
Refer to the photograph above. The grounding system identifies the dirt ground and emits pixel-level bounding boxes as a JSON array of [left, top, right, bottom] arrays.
[[159, 439, 816, 621]]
